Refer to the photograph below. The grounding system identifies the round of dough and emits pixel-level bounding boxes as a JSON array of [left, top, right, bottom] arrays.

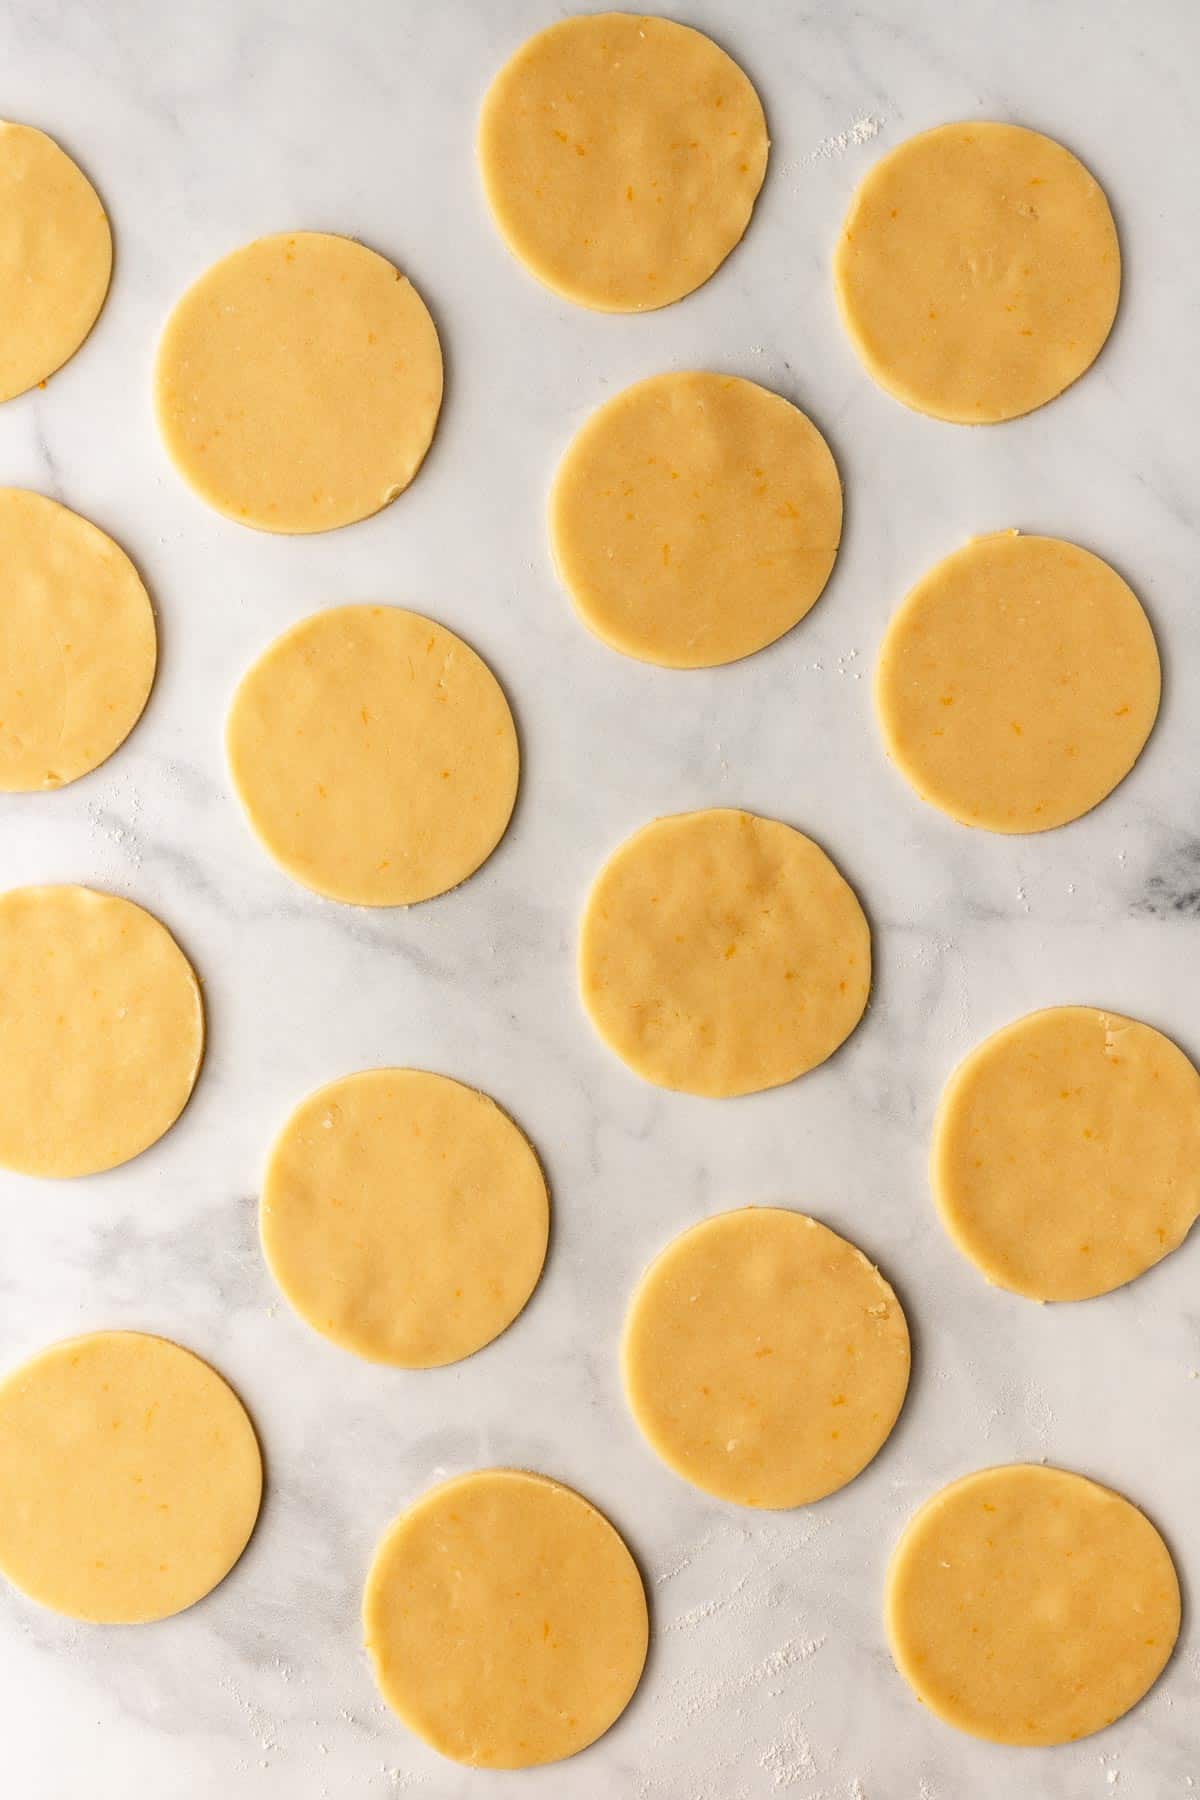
[[834, 122, 1120, 423], [0, 1331, 261, 1623], [550, 372, 841, 668], [0, 885, 204, 1178], [262, 1069, 549, 1367], [580, 808, 870, 1097], [364, 1468, 648, 1768], [0, 488, 156, 791], [154, 231, 443, 533], [623, 1209, 909, 1508], [0, 121, 112, 403], [479, 14, 768, 313], [887, 1464, 1180, 1746], [226, 605, 518, 907], [934, 1006, 1200, 1302], [876, 532, 1159, 833]]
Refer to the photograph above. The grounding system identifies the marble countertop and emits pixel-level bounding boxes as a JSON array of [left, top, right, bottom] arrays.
[[3, 0, 1199, 1795]]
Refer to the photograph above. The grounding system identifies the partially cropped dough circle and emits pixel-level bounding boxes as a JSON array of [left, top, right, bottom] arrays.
[[580, 809, 870, 1097], [934, 1006, 1200, 1301], [364, 1468, 648, 1768], [0, 1332, 261, 1623], [479, 13, 768, 313], [876, 533, 1159, 833], [0, 885, 204, 1178], [0, 488, 156, 791], [227, 606, 519, 907], [262, 1069, 549, 1367], [887, 1464, 1180, 1746], [550, 372, 842, 668], [0, 121, 112, 403], [623, 1209, 910, 1507], [834, 122, 1120, 423], [155, 231, 443, 533]]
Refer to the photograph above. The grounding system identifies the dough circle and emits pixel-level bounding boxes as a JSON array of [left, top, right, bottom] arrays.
[[550, 371, 842, 668], [580, 808, 870, 1097], [227, 605, 518, 907], [364, 1468, 648, 1768], [623, 1209, 910, 1508], [479, 13, 768, 313], [876, 532, 1159, 833], [0, 885, 204, 1178], [934, 1005, 1200, 1302], [0, 488, 156, 791], [887, 1464, 1180, 1746], [0, 121, 112, 403], [834, 122, 1120, 423], [0, 1331, 261, 1623], [262, 1069, 549, 1367], [154, 231, 443, 533]]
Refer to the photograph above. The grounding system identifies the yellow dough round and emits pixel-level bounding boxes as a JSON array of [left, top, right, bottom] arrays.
[[550, 371, 842, 668], [262, 1069, 549, 1368], [834, 122, 1120, 423], [0, 488, 156, 791], [0, 885, 204, 1178], [364, 1468, 648, 1768], [887, 1464, 1180, 1746], [876, 532, 1159, 833], [479, 13, 768, 313], [623, 1209, 909, 1508], [580, 808, 870, 1097], [0, 121, 112, 403], [0, 1332, 261, 1624], [227, 605, 518, 907], [154, 231, 443, 533], [934, 1006, 1200, 1302]]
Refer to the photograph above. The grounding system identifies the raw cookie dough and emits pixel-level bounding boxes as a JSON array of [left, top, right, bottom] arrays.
[[0, 121, 111, 402], [580, 808, 870, 1097], [550, 371, 841, 668], [226, 605, 518, 906], [887, 1464, 1180, 1745], [623, 1208, 910, 1507], [262, 1069, 549, 1367], [934, 1005, 1200, 1302], [0, 488, 156, 790], [154, 231, 443, 532], [479, 13, 768, 313], [0, 885, 203, 1178], [364, 1468, 648, 1767], [0, 1331, 261, 1623], [876, 532, 1159, 833], [834, 122, 1120, 422]]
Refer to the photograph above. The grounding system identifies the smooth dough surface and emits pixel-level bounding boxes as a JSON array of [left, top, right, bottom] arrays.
[[479, 13, 768, 312], [364, 1468, 648, 1768], [0, 885, 203, 1178], [834, 121, 1119, 423], [934, 1006, 1200, 1301], [227, 606, 518, 907], [0, 488, 156, 791], [0, 1332, 261, 1623], [262, 1069, 549, 1367], [0, 121, 112, 403], [155, 231, 443, 533], [876, 532, 1159, 833], [580, 809, 870, 1097], [887, 1464, 1180, 1745], [550, 371, 841, 668], [623, 1209, 909, 1507]]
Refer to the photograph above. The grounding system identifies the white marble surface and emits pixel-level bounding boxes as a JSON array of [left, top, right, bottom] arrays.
[[2, 0, 1199, 1794]]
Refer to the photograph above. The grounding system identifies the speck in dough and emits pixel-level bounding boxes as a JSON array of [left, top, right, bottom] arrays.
[[550, 371, 841, 668], [479, 13, 768, 312]]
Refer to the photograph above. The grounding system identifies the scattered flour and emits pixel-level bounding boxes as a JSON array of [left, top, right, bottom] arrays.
[[808, 115, 883, 163]]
